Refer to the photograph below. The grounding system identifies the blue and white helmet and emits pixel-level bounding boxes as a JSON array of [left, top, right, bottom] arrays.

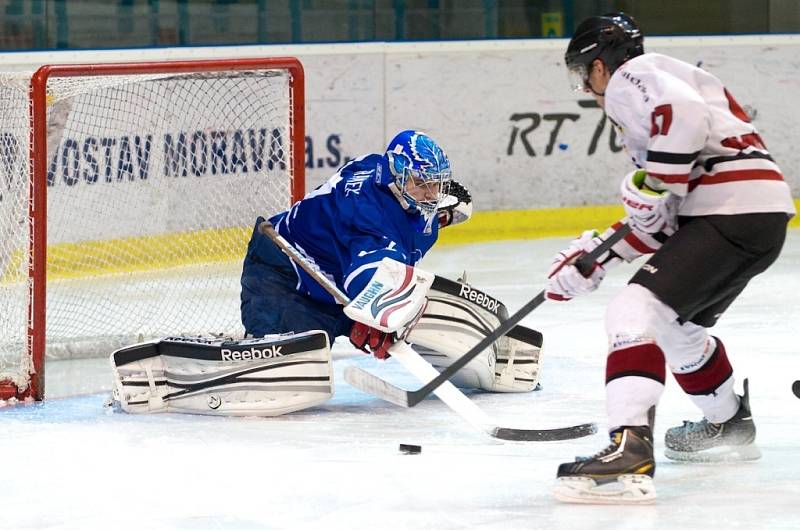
[[384, 130, 452, 226]]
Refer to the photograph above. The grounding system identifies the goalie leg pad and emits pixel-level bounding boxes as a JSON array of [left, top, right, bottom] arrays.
[[407, 276, 543, 392], [110, 331, 333, 416]]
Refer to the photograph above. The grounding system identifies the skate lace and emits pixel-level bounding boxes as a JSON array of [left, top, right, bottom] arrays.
[[588, 432, 624, 459], [573, 435, 621, 463], [680, 418, 721, 439]]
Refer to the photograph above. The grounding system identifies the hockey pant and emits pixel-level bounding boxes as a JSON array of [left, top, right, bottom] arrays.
[[240, 220, 353, 344], [605, 213, 788, 429], [605, 283, 739, 429]]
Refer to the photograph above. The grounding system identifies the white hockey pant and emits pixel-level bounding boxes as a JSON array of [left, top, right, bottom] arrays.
[[605, 284, 737, 430]]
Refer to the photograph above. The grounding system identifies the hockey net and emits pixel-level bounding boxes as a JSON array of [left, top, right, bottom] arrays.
[[0, 58, 305, 401]]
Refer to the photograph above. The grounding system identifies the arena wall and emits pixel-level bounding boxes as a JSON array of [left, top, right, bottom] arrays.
[[2, 36, 798, 243]]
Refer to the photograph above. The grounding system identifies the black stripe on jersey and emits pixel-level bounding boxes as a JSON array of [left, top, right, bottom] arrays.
[[646, 150, 701, 165], [701, 151, 775, 171]]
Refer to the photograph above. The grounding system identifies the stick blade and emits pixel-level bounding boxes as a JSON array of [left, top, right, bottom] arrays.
[[489, 422, 597, 442], [344, 366, 412, 407]]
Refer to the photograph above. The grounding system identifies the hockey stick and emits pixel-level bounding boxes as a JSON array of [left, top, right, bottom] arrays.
[[258, 220, 597, 441], [345, 223, 633, 408]]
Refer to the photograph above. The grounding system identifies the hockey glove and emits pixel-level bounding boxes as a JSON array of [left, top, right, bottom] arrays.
[[546, 230, 619, 301], [437, 179, 473, 229], [620, 170, 678, 234], [349, 322, 395, 360]]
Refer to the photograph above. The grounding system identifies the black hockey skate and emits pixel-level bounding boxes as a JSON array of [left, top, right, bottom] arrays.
[[553, 426, 656, 504], [664, 378, 761, 462]]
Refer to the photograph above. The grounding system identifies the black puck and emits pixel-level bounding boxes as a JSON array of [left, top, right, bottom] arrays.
[[399, 443, 422, 454], [792, 380, 800, 399]]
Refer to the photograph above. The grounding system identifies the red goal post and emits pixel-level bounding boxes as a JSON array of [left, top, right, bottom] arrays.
[[0, 57, 305, 402]]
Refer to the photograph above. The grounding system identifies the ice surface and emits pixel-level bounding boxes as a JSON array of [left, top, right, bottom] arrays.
[[2, 232, 799, 529]]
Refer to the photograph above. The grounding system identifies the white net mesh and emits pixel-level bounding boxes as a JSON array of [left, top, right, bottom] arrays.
[[0, 64, 298, 395]]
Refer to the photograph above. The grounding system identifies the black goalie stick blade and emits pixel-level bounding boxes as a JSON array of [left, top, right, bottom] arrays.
[[345, 366, 597, 441], [489, 422, 597, 442]]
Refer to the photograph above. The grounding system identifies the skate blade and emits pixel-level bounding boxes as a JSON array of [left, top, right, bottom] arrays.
[[664, 443, 762, 463], [554, 474, 656, 505]]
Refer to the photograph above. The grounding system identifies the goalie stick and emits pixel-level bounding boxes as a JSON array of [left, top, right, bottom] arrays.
[[258, 220, 597, 441], [344, 223, 633, 408]]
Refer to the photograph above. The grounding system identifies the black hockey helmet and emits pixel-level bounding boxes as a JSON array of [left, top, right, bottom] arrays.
[[602, 11, 644, 49], [564, 13, 644, 91]]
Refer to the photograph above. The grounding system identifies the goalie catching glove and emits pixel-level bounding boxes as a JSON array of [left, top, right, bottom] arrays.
[[437, 179, 473, 229]]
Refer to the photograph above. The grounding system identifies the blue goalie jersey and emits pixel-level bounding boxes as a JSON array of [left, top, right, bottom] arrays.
[[252, 154, 438, 305]]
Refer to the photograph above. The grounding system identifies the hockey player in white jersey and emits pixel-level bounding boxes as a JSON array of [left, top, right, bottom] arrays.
[[548, 13, 795, 504]]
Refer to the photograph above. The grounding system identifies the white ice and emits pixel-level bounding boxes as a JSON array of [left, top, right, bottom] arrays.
[[2, 232, 799, 529]]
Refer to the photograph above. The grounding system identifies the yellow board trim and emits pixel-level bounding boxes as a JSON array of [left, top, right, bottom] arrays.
[[438, 199, 800, 246], [3, 200, 798, 282], [46, 226, 252, 279], [1, 226, 251, 283], [437, 204, 627, 245]]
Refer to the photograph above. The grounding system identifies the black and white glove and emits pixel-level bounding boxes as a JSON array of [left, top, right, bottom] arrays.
[[620, 170, 678, 234], [437, 180, 473, 228]]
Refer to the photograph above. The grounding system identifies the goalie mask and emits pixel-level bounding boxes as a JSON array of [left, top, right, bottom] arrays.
[[383, 130, 452, 233]]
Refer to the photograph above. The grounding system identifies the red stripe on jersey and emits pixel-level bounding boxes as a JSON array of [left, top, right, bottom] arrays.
[[688, 168, 785, 191], [672, 337, 733, 395], [606, 343, 666, 385], [647, 171, 689, 184]]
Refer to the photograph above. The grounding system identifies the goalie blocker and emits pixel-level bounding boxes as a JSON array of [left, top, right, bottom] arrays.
[[341, 259, 543, 393], [408, 275, 544, 393], [109, 331, 333, 416]]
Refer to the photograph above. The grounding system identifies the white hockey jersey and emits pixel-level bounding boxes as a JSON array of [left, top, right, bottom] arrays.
[[604, 53, 795, 218]]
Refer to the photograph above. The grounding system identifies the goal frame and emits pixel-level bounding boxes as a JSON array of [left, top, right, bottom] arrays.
[[3, 57, 305, 402]]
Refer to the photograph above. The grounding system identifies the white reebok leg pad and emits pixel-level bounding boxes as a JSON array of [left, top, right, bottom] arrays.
[[110, 331, 334, 416]]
